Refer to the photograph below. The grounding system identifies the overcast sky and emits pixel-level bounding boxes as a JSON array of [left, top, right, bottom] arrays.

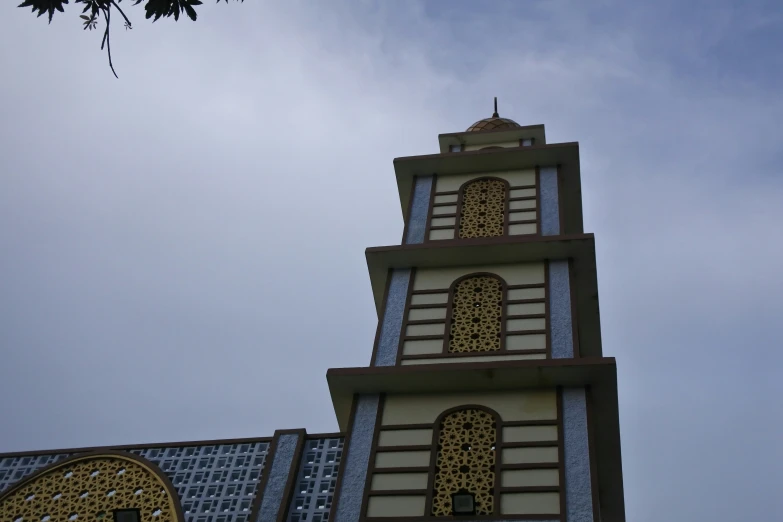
[[1, 0, 782, 520]]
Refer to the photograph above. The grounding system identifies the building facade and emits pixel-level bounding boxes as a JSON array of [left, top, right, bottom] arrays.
[[0, 111, 625, 522]]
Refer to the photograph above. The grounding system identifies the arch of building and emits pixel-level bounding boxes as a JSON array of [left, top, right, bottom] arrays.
[[428, 404, 501, 517], [0, 451, 184, 522]]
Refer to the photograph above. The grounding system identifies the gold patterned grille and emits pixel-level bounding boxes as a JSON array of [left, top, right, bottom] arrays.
[[458, 179, 506, 239], [448, 276, 503, 353], [0, 455, 179, 522], [431, 408, 497, 516]]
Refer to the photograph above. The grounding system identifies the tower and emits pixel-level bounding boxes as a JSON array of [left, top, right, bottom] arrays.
[[0, 105, 624, 522], [327, 106, 625, 522]]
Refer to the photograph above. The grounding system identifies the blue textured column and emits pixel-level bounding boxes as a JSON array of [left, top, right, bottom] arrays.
[[372, 269, 411, 366], [258, 433, 301, 522], [549, 260, 574, 359], [563, 388, 595, 522], [333, 394, 380, 522], [404, 175, 434, 244], [540, 166, 560, 236]]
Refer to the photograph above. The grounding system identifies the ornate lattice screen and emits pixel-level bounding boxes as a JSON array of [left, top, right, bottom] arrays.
[[0, 454, 180, 522], [431, 408, 497, 516], [448, 275, 503, 353], [0, 441, 269, 522], [458, 179, 506, 239]]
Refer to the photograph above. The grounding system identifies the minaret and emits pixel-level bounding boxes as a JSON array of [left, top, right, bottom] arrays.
[[327, 104, 625, 522]]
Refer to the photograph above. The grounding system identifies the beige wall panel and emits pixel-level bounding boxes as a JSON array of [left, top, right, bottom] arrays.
[[501, 469, 559, 488], [502, 425, 558, 443], [463, 141, 521, 151], [510, 199, 536, 210], [406, 323, 445, 337], [367, 496, 426, 517], [508, 210, 537, 222], [500, 492, 560, 515], [432, 205, 457, 216], [509, 188, 536, 198], [408, 307, 447, 321], [371, 473, 430, 491], [509, 223, 538, 235], [431, 216, 456, 227], [507, 302, 545, 316], [401, 353, 545, 365], [382, 390, 556, 426], [435, 170, 536, 192], [507, 288, 546, 300], [378, 429, 433, 447], [402, 339, 444, 355], [494, 169, 538, 186], [375, 451, 431, 468], [429, 229, 455, 241], [413, 263, 545, 291], [433, 194, 458, 204], [411, 293, 449, 305], [507, 318, 546, 331], [506, 334, 547, 351], [502, 446, 559, 465]]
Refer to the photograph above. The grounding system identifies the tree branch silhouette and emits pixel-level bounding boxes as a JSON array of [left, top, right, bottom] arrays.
[[18, 0, 244, 77]]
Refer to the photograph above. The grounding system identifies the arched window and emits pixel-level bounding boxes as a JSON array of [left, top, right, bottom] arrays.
[[457, 178, 508, 239], [0, 452, 183, 522], [446, 274, 505, 353], [430, 407, 499, 516]]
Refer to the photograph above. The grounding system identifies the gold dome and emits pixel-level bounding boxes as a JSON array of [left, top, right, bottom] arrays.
[[465, 116, 521, 132], [466, 98, 520, 132]]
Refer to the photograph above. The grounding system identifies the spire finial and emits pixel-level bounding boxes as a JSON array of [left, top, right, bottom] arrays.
[[492, 97, 499, 118]]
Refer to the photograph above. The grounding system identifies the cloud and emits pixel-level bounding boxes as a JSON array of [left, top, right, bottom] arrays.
[[1, 1, 781, 520]]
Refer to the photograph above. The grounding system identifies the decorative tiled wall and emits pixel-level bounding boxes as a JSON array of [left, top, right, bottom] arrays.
[[132, 442, 269, 522], [0, 454, 71, 493], [285, 437, 344, 522], [0, 441, 270, 522]]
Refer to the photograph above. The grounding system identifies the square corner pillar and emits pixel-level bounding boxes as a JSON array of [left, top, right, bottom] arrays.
[[255, 430, 306, 522], [330, 394, 381, 522]]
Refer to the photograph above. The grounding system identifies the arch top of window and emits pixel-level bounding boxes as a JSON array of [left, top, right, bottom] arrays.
[[457, 176, 510, 191], [430, 405, 500, 517], [433, 403, 503, 425], [448, 271, 508, 291]]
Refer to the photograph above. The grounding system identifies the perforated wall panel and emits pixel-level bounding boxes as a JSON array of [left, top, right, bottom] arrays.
[[285, 437, 344, 522], [0, 454, 71, 493], [0, 441, 270, 522]]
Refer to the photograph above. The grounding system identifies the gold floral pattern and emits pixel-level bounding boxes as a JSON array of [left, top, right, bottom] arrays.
[[458, 179, 506, 239], [448, 276, 503, 353], [431, 409, 497, 516], [0, 455, 179, 522]]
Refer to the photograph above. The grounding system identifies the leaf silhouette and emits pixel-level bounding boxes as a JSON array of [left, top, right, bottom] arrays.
[[18, 0, 245, 76], [17, 0, 69, 23]]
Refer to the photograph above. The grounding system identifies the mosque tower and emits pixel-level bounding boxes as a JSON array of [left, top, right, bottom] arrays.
[[326, 99, 625, 522], [0, 102, 625, 522]]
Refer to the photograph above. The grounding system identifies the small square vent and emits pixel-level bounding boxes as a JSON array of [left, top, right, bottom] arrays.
[[451, 492, 476, 516], [113, 509, 140, 522]]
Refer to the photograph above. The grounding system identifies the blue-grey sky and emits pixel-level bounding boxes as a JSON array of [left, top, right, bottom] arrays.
[[1, 1, 781, 520]]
